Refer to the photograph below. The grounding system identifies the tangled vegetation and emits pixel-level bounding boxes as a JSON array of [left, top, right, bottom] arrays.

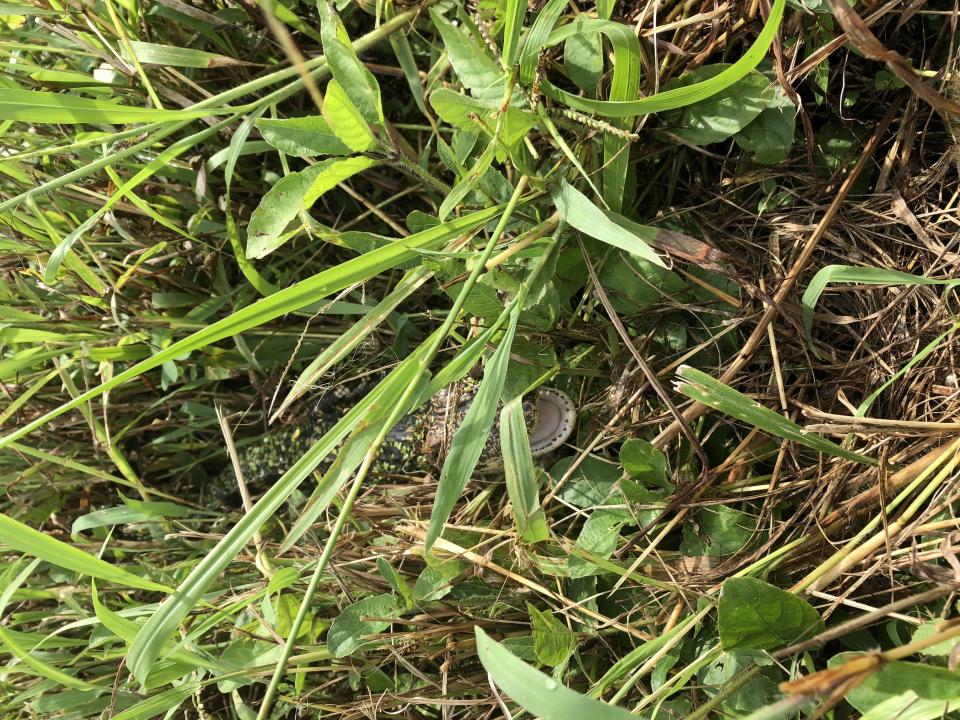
[[3, 0, 960, 718]]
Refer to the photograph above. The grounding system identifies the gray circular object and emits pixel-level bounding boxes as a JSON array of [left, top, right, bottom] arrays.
[[529, 388, 576, 457]]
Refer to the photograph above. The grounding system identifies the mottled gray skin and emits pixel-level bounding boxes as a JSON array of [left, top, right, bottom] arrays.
[[209, 377, 539, 505]]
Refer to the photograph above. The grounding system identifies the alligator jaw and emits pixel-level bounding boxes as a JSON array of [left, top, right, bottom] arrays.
[[529, 389, 576, 457]]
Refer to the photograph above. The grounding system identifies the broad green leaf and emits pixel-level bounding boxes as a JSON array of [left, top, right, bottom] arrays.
[[303, 155, 377, 206], [0, 513, 171, 593], [552, 180, 665, 267], [663, 67, 776, 145], [475, 627, 637, 719], [911, 622, 960, 657], [318, 0, 384, 124], [126, 41, 249, 68], [860, 693, 960, 720], [564, 32, 603, 93], [501, 397, 549, 543], [718, 577, 821, 651], [734, 87, 796, 164], [619, 439, 669, 488], [539, 0, 786, 117], [327, 593, 402, 657], [246, 156, 378, 259], [529, 603, 576, 667], [569, 508, 630, 578], [861, 662, 960, 701], [674, 365, 878, 466], [322, 78, 377, 152], [430, 88, 496, 129], [680, 505, 755, 557], [412, 558, 462, 603], [801, 265, 959, 358], [0, 88, 235, 124], [430, 9, 514, 105], [256, 116, 351, 156], [553, 454, 621, 508]]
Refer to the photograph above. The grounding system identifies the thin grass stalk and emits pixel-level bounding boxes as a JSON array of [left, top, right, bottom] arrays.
[[255, 176, 531, 719]]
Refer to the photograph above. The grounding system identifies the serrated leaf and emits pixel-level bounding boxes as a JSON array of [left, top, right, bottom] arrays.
[[529, 603, 576, 667], [327, 593, 402, 657], [246, 156, 377, 259], [552, 180, 665, 267], [718, 577, 821, 651], [256, 116, 351, 156], [323, 78, 377, 152]]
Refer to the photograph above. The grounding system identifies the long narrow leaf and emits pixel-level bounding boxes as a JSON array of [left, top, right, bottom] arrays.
[[674, 365, 877, 466], [0, 514, 171, 593], [801, 264, 959, 356], [476, 627, 636, 719], [0, 88, 239, 124], [425, 306, 520, 551], [539, 0, 786, 117], [0, 204, 510, 453]]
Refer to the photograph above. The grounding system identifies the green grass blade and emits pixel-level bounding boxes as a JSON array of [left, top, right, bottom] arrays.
[[272, 266, 432, 419], [801, 264, 959, 357], [425, 306, 520, 551], [0, 513, 172, 593], [0, 88, 241, 124], [553, 179, 665, 266], [518, 0, 566, 85], [540, 0, 786, 117], [127, 40, 250, 68], [0, 204, 509, 453], [545, 18, 640, 210], [476, 627, 637, 719], [500, 397, 549, 543], [0, 559, 97, 691], [674, 365, 877, 466], [107, 682, 202, 720]]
